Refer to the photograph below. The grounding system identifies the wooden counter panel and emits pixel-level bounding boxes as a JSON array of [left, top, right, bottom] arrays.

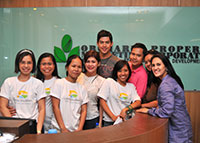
[[0, 119, 29, 137], [1, 0, 200, 7], [185, 91, 200, 143], [15, 113, 168, 143]]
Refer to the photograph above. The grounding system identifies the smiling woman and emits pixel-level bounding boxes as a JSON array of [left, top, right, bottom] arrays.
[[0, 49, 46, 134], [36, 53, 60, 133], [98, 60, 141, 127], [77, 50, 105, 129], [137, 53, 193, 143], [50, 55, 89, 133]]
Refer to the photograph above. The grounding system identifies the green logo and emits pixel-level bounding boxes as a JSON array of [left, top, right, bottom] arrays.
[[54, 34, 80, 63]]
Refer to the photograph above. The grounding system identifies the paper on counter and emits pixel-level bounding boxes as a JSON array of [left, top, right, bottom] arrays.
[[113, 116, 123, 125]]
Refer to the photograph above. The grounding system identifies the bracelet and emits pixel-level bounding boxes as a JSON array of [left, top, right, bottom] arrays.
[[126, 105, 134, 114], [129, 105, 133, 110], [37, 130, 41, 134]]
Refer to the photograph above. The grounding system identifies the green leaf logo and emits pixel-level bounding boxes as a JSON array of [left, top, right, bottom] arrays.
[[54, 46, 66, 62], [62, 34, 72, 53], [67, 46, 80, 59], [54, 34, 80, 63]]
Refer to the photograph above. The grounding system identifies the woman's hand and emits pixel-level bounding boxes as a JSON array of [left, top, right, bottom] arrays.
[[61, 128, 70, 133], [119, 108, 128, 121], [74, 128, 82, 132], [8, 106, 16, 116], [111, 115, 118, 122], [136, 108, 149, 114]]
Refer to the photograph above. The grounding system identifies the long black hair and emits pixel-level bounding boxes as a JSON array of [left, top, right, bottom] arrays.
[[144, 49, 160, 88], [151, 53, 184, 89], [36, 53, 60, 82]]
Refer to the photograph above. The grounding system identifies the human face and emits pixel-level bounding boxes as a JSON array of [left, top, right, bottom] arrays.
[[117, 65, 129, 86], [97, 37, 113, 57], [66, 58, 82, 82], [151, 57, 167, 80], [144, 54, 153, 72], [19, 55, 33, 76], [85, 57, 100, 76], [40, 57, 55, 80], [129, 48, 144, 69]]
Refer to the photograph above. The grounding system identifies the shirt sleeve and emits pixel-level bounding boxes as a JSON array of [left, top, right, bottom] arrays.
[[130, 84, 141, 102], [50, 79, 62, 99], [36, 81, 46, 101], [97, 78, 111, 101], [98, 76, 106, 89], [81, 86, 89, 105], [148, 81, 175, 118]]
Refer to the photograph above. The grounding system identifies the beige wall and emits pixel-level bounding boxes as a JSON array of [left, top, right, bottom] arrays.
[[0, 0, 200, 7]]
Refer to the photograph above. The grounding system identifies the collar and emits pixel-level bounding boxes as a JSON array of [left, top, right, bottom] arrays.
[[128, 62, 144, 73], [162, 74, 169, 81]]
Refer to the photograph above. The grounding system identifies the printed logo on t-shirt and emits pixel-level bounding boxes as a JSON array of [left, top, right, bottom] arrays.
[[17, 91, 28, 99], [45, 88, 51, 95], [119, 93, 128, 100], [68, 90, 78, 99]]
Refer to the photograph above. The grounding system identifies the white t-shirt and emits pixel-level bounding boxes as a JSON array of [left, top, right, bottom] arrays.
[[77, 73, 105, 120], [50, 78, 89, 132], [97, 78, 140, 122], [43, 76, 57, 132], [0, 76, 46, 121]]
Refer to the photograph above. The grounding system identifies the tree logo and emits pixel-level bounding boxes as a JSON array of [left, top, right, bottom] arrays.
[[54, 34, 80, 62]]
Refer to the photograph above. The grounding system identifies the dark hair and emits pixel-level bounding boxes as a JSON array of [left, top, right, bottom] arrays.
[[144, 49, 160, 88], [65, 55, 83, 76], [131, 43, 148, 59], [151, 53, 184, 89], [36, 53, 60, 82], [83, 50, 100, 73], [15, 49, 36, 73], [112, 60, 131, 82], [97, 29, 113, 43], [145, 49, 160, 59]]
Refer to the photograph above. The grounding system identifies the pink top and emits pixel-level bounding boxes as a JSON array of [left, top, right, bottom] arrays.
[[128, 62, 147, 99]]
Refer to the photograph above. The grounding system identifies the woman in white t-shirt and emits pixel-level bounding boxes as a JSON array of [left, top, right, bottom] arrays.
[[0, 49, 46, 134], [98, 60, 141, 126], [77, 50, 105, 129], [36, 53, 60, 133], [50, 55, 88, 132]]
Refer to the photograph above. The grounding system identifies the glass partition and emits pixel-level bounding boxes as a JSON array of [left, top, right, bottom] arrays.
[[0, 7, 199, 90]]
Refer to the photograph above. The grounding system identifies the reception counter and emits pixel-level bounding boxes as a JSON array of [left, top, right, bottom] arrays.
[[15, 113, 168, 143], [0, 119, 29, 138]]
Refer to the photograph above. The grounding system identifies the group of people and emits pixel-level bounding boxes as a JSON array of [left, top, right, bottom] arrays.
[[0, 30, 192, 142]]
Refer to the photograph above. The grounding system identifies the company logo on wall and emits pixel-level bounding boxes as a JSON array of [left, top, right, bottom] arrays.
[[80, 44, 130, 61], [54, 34, 80, 62], [81, 44, 200, 64], [54, 34, 131, 62], [152, 45, 200, 64], [54, 34, 200, 64]]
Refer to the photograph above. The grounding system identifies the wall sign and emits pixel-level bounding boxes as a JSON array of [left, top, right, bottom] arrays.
[[0, 7, 199, 90]]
